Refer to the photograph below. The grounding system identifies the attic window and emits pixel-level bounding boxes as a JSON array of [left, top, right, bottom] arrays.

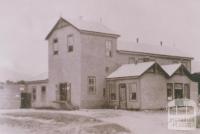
[[53, 38, 58, 43]]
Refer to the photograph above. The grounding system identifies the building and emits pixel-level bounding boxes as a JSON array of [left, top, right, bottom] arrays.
[[27, 17, 198, 110], [0, 82, 21, 109]]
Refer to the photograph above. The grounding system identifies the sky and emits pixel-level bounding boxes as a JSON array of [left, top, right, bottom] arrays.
[[0, 0, 200, 78]]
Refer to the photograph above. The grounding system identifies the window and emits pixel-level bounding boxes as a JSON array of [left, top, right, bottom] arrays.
[[67, 34, 74, 52], [105, 40, 112, 57], [103, 88, 106, 97], [167, 83, 173, 101], [174, 83, 183, 99], [53, 38, 58, 55], [88, 76, 96, 94], [41, 86, 46, 101], [128, 83, 137, 100], [143, 58, 150, 62], [129, 57, 136, 64], [184, 84, 190, 99], [32, 87, 36, 101], [110, 83, 116, 100], [105, 67, 109, 73]]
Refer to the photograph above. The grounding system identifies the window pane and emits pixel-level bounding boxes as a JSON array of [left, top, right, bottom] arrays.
[[106, 40, 112, 57], [167, 83, 173, 101], [184, 84, 190, 99], [174, 83, 182, 89], [110, 83, 116, 100], [174, 83, 183, 99], [129, 83, 137, 100], [88, 76, 96, 94]]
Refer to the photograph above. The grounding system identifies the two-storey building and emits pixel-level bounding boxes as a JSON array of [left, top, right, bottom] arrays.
[[27, 17, 198, 110]]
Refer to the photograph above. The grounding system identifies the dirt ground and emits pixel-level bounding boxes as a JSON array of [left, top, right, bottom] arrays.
[[0, 109, 200, 134]]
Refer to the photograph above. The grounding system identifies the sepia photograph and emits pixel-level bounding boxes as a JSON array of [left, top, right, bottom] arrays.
[[0, 0, 200, 133]]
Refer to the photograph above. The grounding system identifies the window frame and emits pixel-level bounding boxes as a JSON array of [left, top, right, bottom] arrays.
[[67, 34, 74, 52], [167, 83, 173, 101], [183, 84, 190, 99], [109, 82, 117, 101], [32, 87, 37, 101], [52, 38, 59, 55], [128, 83, 137, 101], [88, 76, 96, 95], [105, 40, 112, 57], [41, 86, 46, 101]]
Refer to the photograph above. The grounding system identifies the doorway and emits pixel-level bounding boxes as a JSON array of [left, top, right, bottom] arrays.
[[59, 83, 71, 102], [119, 83, 127, 109], [21, 92, 31, 108]]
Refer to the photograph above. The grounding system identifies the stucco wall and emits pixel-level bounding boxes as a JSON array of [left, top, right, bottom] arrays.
[[139, 73, 167, 110], [48, 25, 82, 107], [0, 83, 21, 109], [80, 33, 117, 108], [107, 79, 141, 109], [27, 82, 48, 108]]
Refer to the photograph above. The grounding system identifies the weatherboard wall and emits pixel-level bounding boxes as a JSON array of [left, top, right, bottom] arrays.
[[48, 25, 82, 108]]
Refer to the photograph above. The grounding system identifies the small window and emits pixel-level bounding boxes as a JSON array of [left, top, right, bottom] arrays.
[[53, 38, 58, 43], [41, 86, 46, 101], [143, 58, 150, 62], [129, 57, 136, 64], [32, 87, 36, 101], [105, 67, 109, 73], [106, 40, 112, 57], [88, 76, 96, 94], [184, 84, 190, 99], [53, 38, 59, 55], [128, 83, 137, 100], [110, 83, 116, 100], [167, 83, 173, 101], [67, 34, 74, 52], [103, 88, 106, 97]]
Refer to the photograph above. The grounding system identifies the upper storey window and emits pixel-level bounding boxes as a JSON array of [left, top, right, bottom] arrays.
[[106, 40, 112, 57], [67, 34, 74, 52], [53, 38, 58, 55]]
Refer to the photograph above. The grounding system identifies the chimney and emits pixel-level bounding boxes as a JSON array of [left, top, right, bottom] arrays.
[[160, 41, 163, 46], [136, 38, 139, 44]]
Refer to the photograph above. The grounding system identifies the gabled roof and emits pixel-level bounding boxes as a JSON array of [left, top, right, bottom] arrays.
[[107, 62, 155, 79], [161, 63, 182, 77], [117, 41, 192, 59], [45, 17, 120, 40]]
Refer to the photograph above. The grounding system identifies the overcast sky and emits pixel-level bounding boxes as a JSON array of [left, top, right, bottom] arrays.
[[0, 0, 200, 77]]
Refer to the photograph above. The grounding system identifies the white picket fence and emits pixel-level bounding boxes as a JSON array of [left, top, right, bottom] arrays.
[[168, 99, 197, 130]]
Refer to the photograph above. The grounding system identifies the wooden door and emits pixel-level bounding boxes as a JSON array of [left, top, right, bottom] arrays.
[[119, 83, 127, 109]]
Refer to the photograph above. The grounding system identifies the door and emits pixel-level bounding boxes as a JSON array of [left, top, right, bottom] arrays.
[[119, 83, 127, 109], [59, 83, 71, 102], [21, 93, 31, 108]]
